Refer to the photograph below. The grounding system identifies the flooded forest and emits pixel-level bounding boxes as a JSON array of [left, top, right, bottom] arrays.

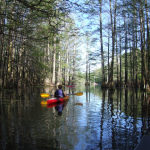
[[0, 0, 150, 92], [0, 0, 150, 148]]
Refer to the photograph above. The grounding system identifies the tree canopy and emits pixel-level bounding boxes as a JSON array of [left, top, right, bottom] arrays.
[[0, 0, 150, 90]]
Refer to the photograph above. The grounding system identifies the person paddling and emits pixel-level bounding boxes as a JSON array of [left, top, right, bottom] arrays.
[[54, 85, 67, 98]]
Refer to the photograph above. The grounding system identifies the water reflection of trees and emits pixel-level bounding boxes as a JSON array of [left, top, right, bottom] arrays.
[[1, 86, 150, 149], [86, 86, 150, 149], [0, 87, 62, 149]]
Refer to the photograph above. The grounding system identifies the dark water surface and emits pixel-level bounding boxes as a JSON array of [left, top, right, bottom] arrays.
[[0, 85, 150, 150]]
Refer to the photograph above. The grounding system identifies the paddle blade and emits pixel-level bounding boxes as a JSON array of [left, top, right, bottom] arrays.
[[75, 103, 83, 105], [75, 92, 83, 96], [40, 93, 50, 98]]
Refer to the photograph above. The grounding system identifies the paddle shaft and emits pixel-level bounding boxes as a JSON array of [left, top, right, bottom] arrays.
[[41, 92, 83, 98]]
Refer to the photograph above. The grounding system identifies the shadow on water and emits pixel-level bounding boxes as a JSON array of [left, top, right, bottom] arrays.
[[0, 85, 150, 149]]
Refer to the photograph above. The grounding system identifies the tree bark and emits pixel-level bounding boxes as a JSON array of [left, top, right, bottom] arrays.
[[145, 0, 150, 89], [124, 9, 128, 87], [72, 38, 76, 84], [139, 1, 147, 89], [119, 32, 122, 87], [99, 0, 105, 86], [109, 0, 116, 89], [107, 28, 110, 84], [52, 36, 56, 85]]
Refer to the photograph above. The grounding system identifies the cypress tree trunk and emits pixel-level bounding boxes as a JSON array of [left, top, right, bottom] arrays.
[[109, 0, 116, 89], [86, 52, 88, 85], [135, 7, 138, 86], [139, 1, 147, 89], [99, 0, 105, 86], [52, 36, 56, 85], [72, 39, 76, 85], [0, 0, 5, 88], [107, 28, 110, 84], [119, 32, 122, 87], [132, 0, 136, 87], [124, 14, 128, 87], [65, 40, 69, 85], [116, 33, 119, 86], [145, 0, 150, 90], [57, 51, 62, 85]]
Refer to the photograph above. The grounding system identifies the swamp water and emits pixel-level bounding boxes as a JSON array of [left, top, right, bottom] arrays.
[[0, 85, 150, 150]]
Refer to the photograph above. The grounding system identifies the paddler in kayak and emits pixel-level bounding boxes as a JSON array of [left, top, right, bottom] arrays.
[[54, 85, 67, 98]]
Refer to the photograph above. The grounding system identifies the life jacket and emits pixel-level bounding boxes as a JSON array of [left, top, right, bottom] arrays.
[[54, 89, 64, 97]]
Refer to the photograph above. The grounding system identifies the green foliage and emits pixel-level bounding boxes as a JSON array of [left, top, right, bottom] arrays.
[[0, 0, 76, 87]]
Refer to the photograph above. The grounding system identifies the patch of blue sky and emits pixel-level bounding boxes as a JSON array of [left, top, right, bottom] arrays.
[[71, 0, 111, 72], [70, 0, 130, 72]]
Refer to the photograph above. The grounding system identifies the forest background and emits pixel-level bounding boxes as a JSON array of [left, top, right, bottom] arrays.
[[0, 0, 150, 91]]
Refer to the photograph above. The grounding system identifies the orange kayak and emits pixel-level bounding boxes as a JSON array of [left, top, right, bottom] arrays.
[[67, 85, 75, 87]]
